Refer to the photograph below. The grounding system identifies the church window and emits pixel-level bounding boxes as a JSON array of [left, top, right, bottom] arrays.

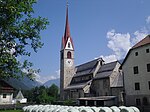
[[67, 51, 72, 59], [61, 52, 64, 59], [68, 43, 71, 48]]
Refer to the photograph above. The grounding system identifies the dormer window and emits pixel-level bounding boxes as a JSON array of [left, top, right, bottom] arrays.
[[67, 51, 71, 59]]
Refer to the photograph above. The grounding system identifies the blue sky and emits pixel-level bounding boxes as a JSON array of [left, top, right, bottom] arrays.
[[27, 0, 150, 83]]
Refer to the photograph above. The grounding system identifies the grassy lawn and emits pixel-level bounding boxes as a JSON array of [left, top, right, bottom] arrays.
[[0, 110, 23, 112]]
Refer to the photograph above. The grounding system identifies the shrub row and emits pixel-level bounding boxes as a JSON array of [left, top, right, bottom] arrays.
[[23, 104, 140, 112]]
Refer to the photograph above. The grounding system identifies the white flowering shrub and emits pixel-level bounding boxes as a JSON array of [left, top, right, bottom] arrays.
[[100, 107, 112, 112], [110, 106, 120, 112], [22, 105, 140, 112]]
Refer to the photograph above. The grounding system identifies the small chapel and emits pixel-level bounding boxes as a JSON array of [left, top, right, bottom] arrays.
[[60, 3, 123, 106]]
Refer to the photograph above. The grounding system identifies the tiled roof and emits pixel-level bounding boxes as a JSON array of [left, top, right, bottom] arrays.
[[132, 35, 150, 49], [74, 58, 103, 77], [94, 71, 112, 79], [65, 80, 92, 90], [94, 61, 117, 79], [97, 61, 117, 73]]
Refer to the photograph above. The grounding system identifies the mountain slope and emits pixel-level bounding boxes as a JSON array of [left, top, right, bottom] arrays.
[[43, 78, 60, 87], [5, 76, 42, 90]]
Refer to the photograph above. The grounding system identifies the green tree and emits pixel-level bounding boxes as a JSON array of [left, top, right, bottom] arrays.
[[48, 84, 59, 98], [25, 85, 59, 104], [0, 0, 49, 79], [37, 89, 48, 103]]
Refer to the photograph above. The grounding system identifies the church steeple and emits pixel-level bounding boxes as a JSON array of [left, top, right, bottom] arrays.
[[64, 3, 70, 40], [61, 2, 74, 50], [60, 1, 75, 100]]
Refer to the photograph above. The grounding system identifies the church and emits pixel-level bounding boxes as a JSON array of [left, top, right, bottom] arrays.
[[60, 4, 123, 106]]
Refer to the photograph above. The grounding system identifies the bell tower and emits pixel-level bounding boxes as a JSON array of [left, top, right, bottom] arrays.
[[60, 2, 75, 100]]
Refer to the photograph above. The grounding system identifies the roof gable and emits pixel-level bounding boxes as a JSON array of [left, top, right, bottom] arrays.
[[97, 61, 117, 73], [0, 80, 14, 93], [64, 37, 74, 50], [132, 35, 150, 49], [94, 61, 118, 79], [15, 90, 24, 99], [121, 35, 150, 68], [0, 80, 14, 89]]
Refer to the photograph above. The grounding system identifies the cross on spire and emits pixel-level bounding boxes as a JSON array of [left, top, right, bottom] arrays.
[[66, 0, 69, 7]]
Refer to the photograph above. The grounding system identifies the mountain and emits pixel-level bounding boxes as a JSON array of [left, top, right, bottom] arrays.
[[5, 76, 42, 90], [43, 78, 60, 87]]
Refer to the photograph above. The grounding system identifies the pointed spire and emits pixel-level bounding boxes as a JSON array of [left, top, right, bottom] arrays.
[[64, 0, 71, 41], [61, 0, 74, 50]]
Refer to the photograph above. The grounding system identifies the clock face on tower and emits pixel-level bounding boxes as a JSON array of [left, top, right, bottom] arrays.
[[66, 59, 73, 67]]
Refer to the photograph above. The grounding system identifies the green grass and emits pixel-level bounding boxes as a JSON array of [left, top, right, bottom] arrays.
[[0, 110, 23, 112]]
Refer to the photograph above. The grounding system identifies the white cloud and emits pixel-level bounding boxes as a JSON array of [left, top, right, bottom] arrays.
[[106, 29, 131, 60], [131, 30, 148, 46], [100, 55, 117, 63], [146, 16, 150, 24], [103, 15, 150, 61]]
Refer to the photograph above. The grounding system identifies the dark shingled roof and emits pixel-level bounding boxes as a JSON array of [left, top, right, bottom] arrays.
[[74, 58, 103, 77], [94, 61, 117, 79], [65, 80, 92, 90]]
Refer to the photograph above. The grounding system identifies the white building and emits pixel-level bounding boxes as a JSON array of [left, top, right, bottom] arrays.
[[121, 35, 150, 106], [12, 90, 27, 104], [0, 80, 14, 104]]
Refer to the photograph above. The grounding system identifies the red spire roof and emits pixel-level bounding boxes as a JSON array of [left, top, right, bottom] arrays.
[[61, 4, 74, 50], [64, 6, 71, 41]]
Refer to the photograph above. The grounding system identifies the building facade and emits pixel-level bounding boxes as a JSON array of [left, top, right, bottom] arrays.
[[60, 4, 123, 106], [121, 35, 150, 106], [0, 80, 14, 104]]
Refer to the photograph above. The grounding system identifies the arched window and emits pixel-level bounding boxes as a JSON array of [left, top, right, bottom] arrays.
[[67, 51, 72, 59], [68, 43, 71, 48]]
